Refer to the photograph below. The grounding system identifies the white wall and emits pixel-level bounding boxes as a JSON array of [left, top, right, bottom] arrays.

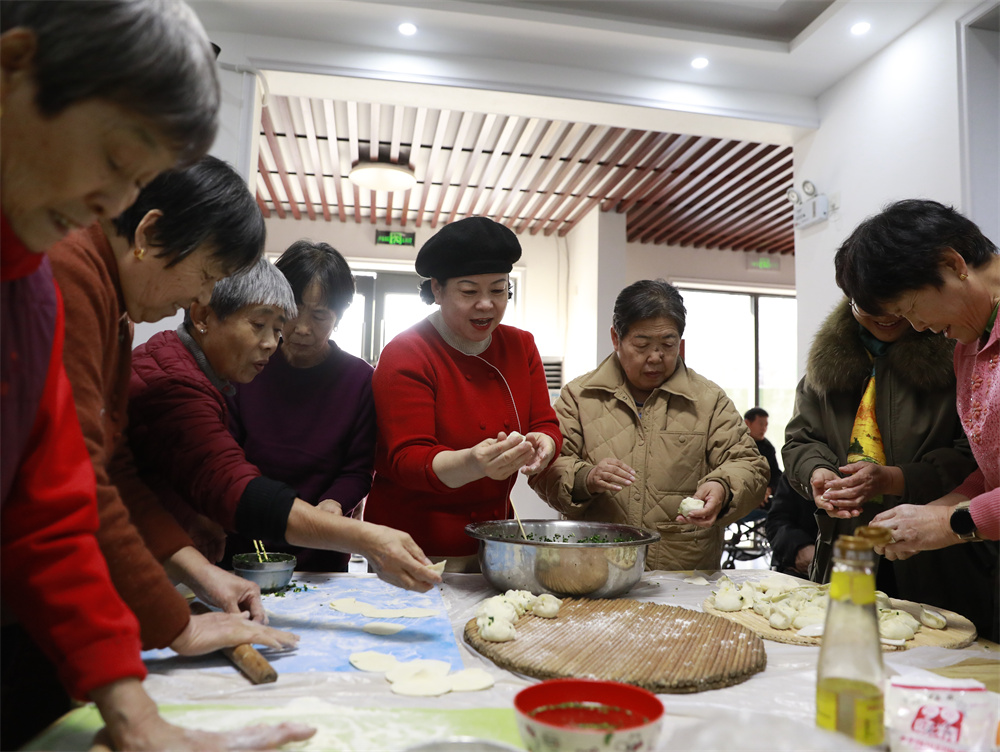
[[792, 3, 971, 376]]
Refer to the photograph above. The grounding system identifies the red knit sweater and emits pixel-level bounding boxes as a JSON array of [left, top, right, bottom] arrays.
[[365, 318, 561, 556], [1, 216, 145, 699]]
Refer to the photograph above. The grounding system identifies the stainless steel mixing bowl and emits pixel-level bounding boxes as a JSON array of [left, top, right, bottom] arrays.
[[232, 552, 296, 593], [465, 520, 660, 598]]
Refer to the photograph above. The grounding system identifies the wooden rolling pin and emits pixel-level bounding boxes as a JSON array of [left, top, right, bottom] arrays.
[[190, 602, 278, 684]]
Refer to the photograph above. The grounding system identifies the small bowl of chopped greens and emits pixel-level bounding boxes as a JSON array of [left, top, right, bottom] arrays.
[[232, 552, 296, 593], [514, 678, 664, 752], [465, 520, 659, 598]]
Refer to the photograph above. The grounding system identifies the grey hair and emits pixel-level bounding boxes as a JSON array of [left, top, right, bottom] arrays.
[[208, 259, 298, 321], [0, 0, 219, 165], [612, 279, 687, 339]]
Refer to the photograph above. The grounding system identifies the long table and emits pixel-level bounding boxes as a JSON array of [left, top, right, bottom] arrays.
[[28, 570, 1000, 751]]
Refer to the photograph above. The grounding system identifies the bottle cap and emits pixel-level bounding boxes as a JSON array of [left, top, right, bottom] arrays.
[[855, 525, 893, 547], [833, 534, 875, 562]]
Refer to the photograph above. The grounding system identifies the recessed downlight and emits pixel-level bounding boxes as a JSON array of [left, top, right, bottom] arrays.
[[691, 57, 709, 69], [851, 21, 871, 35], [398, 22, 417, 36]]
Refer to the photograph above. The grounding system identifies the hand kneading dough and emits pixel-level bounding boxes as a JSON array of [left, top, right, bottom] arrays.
[[362, 622, 406, 636], [448, 668, 495, 692], [678, 496, 705, 516], [530, 594, 561, 618], [349, 651, 400, 672]]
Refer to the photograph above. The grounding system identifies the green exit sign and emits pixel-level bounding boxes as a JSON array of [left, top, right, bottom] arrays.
[[747, 255, 781, 271], [375, 230, 415, 246]]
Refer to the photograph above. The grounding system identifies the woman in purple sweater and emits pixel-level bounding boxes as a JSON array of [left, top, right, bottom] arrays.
[[227, 240, 376, 571]]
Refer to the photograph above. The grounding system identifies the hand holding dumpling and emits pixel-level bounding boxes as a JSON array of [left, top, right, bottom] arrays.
[[676, 480, 727, 527], [519, 432, 557, 476]]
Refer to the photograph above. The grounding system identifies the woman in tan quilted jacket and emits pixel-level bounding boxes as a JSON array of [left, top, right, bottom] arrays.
[[529, 279, 769, 570]]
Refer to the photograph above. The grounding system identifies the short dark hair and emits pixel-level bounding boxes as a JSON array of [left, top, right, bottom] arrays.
[[612, 279, 687, 339], [112, 156, 265, 276], [835, 199, 998, 315], [275, 240, 355, 319], [0, 0, 219, 165], [744, 407, 768, 422]]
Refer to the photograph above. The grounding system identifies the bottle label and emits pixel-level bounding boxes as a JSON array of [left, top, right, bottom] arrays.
[[817, 678, 885, 746], [829, 570, 875, 604]]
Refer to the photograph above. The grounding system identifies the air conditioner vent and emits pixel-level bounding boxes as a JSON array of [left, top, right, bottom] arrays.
[[542, 357, 563, 391]]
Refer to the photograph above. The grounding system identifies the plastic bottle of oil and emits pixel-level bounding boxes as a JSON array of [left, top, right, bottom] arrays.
[[815, 530, 887, 747]]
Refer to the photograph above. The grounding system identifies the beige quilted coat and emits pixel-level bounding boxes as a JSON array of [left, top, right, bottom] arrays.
[[529, 353, 769, 571]]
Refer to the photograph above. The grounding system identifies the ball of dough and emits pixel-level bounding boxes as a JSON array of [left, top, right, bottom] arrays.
[[679, 496, 705, 516]]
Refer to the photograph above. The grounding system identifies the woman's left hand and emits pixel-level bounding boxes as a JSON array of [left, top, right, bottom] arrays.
[[676, 480, 727, 528], [519, 432, 557, 476], [823, 462, 902, 506], [869, 504, 961, 560]]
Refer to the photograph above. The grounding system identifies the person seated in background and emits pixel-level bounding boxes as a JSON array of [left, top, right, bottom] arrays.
[[783, 295, 995, 640], [50, 158, 300, 659], [744, 406, 781, 505], [1, 1, 313, 748], [529, 279, 768, 571], [128, 259, 440, 593], [226, 240, 375, 572], [364, 217, 561, 572], [764, 474, 818, 577]]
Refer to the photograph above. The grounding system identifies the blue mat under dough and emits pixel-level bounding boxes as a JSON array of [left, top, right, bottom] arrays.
[[142, 574, 464, 674]]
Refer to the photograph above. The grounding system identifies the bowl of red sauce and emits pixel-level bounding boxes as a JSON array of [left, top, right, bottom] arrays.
[[514, 678, 664, 752]]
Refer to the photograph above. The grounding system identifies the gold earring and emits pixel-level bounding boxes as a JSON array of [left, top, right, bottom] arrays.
[[134, 247, 146, 259], [959, 273, 968, 281]]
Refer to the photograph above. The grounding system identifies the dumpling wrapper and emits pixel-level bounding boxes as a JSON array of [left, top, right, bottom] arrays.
[[391, 676, 452, 696], [796, 623, 825, 638], [683, 576, 710, 586], [349, 651, 400, 672], [448, 668, 495, 692], [678, 496, 705, 516], [330, 597, 438, 619], [330, 597, 369, 615], [385, 659, 451, 684], [427, 560, 446, 575], [362, 622, 406, 636]]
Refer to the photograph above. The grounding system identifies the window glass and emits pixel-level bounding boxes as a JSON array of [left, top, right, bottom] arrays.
[[680, 290, 756, 415], [382, 292, 429, 350], [334, 293, 366, 359], [757, 295, 799, 450]]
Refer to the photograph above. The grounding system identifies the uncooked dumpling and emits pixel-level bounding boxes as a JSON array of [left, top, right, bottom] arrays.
[[530, 594, 561, 618], [713, 589, 743, 612], [476, 596, 517, 623], [480, 618, 517, 642], [678, 496, 705, 516], [503, 590, 537, 616], [879, 616, 915, 641]]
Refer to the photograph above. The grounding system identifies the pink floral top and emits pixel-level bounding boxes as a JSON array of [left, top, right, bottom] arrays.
[[953, 319, 1000, 540]]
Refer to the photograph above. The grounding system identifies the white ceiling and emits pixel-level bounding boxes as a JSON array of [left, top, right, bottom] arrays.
[[193, 0, 945, 106]]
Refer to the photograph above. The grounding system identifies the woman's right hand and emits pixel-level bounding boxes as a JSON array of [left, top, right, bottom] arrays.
[[810, 467, 860, 518], [472, 432, 536, 481], [585, 459, 636, 494], [169, 612, 299, 656], [360, 524, 442, 593]]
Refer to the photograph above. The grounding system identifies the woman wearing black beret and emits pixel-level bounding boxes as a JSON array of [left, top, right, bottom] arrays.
[[364, 217, 562, 571]]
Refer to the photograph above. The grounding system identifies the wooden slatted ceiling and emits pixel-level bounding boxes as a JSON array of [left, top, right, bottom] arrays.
[[256, 95, 795, 254]]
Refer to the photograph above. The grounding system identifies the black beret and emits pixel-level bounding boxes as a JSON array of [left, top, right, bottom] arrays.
[[415, 217, 521, 279]]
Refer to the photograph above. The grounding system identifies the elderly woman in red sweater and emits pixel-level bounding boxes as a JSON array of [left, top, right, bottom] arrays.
[[364, 217, 562, 571]]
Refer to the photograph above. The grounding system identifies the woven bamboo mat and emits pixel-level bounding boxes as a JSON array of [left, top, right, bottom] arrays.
[[464, 598, 766, 694], [703, 596, 976, 651]]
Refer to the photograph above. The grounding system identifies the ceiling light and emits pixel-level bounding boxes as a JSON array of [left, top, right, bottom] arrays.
[[398, 22, 417, 36], [691, 57, 709, 69], [348, 162, 417, 192], [851, 21, 871, 36]]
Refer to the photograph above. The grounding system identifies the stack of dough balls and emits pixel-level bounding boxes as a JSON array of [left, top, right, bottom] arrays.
[[708, 575, 946, 643], [348, 652, 496, 697], [476, 590, 562, 642]]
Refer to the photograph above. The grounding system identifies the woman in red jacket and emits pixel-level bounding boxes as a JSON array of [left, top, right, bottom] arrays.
[[364, 217, 562, 571], [1, 2, 311, 750]]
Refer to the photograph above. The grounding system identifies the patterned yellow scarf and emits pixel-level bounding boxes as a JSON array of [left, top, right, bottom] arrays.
[[847, 354, 886, 503]]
